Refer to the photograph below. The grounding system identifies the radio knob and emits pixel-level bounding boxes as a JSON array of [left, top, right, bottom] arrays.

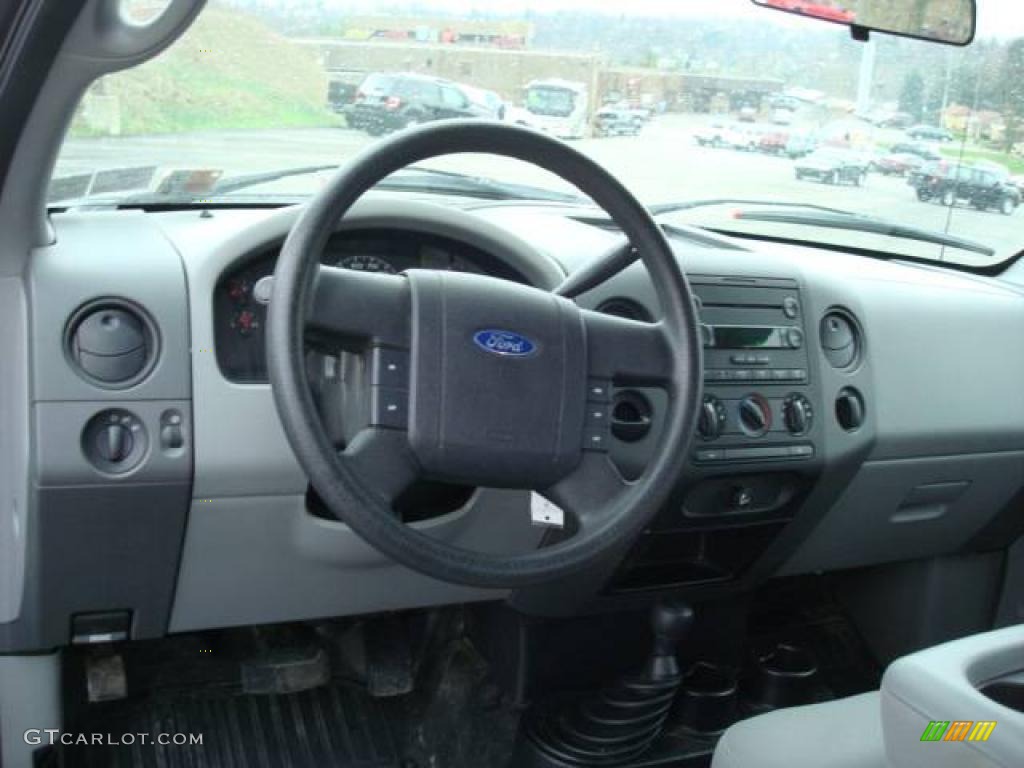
[[698, 395, 726, 440], [786, 327, 804, 349], [784, 394, 814, 436], [738, 394, 771, 437]]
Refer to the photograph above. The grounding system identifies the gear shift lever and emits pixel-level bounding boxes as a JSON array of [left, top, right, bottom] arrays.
[[647, 600, 694, 680], [515, 601, 695, 767]]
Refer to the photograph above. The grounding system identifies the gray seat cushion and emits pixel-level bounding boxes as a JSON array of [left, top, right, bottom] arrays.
[[712, 692, 887, 768]]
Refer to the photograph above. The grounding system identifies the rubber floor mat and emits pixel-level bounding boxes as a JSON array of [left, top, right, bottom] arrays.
[[52, 683, 398, 768]]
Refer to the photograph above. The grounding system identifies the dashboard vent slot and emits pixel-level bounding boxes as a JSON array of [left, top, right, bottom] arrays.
[[66, 300, 157, 387], [820, 310, 861, 370], [596, 297, 654, 322]]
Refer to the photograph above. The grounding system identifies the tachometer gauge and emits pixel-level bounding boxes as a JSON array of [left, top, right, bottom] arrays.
[[226, 277, 251, 305], [339, 254, 397, 274]]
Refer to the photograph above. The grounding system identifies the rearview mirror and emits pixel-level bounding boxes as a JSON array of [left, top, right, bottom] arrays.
[[752, 0, 976, 46]]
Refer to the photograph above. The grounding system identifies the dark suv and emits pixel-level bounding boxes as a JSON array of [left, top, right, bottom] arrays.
[[346, 73, 484, 135], [912, 162, 1020, 214]]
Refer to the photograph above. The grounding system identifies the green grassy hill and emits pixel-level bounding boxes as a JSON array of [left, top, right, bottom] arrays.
[[71, 8, 335, 136]]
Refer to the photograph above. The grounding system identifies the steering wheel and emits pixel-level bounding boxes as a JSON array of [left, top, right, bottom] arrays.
[[266, 121, 701, 588]]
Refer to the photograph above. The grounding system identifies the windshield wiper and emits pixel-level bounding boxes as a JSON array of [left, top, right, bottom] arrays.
[[210, 165, 337, 195], [730, 207, 994, 257], [649, 198, 851, 216], [652, 198, 994, 257]]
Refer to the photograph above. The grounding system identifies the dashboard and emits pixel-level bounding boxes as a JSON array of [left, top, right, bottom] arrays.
[[214, 228, 524, 382], [4, 196, 1024, 651]]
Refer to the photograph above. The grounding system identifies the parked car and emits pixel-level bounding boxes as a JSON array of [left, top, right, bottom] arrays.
[[794, 148, 869, 185], [912, 162, 1020, 214], [906, 124, 954, 142], [347, 72, 486, 135], [874, 151, 925, 176], [460, 85, 506, 120], [595, 106, 643, 137], [694, 122, 756, 150], [877, 111, 913, 128], [889, 142, 943, 162], [784, 132, 818, 158], [758, 130, 790, 155], [326, 70, 365, 114], [738, 105, 757, 122]]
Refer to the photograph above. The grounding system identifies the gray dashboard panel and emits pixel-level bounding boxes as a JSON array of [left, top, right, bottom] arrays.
[[854, 267, 1024, 459], [10, 200, 1024, 641], [0, 211, 194, 651], [170, 490, 541, 631], [782, 452, 1024, 574], [29, 212, 192, 403], [0, 278, 30, 624]]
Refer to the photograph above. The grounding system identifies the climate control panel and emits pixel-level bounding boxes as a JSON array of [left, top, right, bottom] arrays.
[[691, 276, 818, 466]]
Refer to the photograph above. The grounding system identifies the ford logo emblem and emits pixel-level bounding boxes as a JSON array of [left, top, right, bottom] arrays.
[[473, 329, 537, 357]]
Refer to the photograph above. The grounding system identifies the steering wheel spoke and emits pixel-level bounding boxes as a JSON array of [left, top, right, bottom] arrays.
[[582, 310, 675, 387], [541, 452, 631, 534], [308, 264, 409, 349], [341, 427, 420, 505]]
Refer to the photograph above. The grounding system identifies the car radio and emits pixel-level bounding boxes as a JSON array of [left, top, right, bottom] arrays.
[[690, 276, 817, 465]]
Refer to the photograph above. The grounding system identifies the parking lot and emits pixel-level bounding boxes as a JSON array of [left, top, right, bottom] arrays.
[[56, 113, 1023, 266]]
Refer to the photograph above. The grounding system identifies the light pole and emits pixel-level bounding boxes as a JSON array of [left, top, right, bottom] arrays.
[[856, 36, 877, 116]]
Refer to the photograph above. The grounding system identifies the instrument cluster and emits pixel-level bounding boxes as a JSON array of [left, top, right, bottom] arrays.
[[213, 229, 519, 382]]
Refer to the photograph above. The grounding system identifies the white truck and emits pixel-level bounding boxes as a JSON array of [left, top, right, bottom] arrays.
[[510, 78, 590, 140]]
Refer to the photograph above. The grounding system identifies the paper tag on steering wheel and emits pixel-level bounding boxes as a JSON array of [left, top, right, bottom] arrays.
[[530, 492, 564, 529]]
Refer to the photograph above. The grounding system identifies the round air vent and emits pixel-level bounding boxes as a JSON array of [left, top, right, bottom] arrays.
[[66, 300, 158, 387], [820, 310, 861, 370], [611, 390, 653, 443], [596, 297, 654, 322]]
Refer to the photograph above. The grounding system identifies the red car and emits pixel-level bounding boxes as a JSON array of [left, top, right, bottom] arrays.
[[762, 0, 856, 24], [758, 131, 790, 155], [874, 152, 924, 177]]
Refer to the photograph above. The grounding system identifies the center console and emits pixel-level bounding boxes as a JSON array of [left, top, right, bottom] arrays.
[[881, 624, 1024, 768], [606, 275, 827, 595]]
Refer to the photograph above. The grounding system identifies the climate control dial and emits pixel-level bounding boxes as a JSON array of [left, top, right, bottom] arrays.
[[697, 395, 727, 441], [738, 394, 772, 437], [783, 393, 814, 436]]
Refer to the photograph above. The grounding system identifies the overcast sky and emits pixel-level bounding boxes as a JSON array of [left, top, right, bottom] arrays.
[[307, 0, 1024, 40]]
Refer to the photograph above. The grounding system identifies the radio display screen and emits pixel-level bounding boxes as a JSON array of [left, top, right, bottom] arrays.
[[710, 326, 787, 349]]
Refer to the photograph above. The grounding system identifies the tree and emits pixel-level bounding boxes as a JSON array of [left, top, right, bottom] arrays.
[[999, 38, 1024, 152], [899, 70, 925, 121]]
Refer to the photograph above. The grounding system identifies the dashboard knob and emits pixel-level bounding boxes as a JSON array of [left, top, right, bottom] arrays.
[[697, 395, 726, 440], [784, 394, 814, 436], [738, 394, 771, 437], [96, 423, 133, 463]]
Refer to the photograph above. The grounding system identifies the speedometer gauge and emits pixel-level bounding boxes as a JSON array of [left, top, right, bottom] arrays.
[[339, 254, 397, 274]]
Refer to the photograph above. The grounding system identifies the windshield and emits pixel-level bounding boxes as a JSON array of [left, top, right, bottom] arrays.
[[51, 0, 1024, 268], [526, 85, 579, 117]]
